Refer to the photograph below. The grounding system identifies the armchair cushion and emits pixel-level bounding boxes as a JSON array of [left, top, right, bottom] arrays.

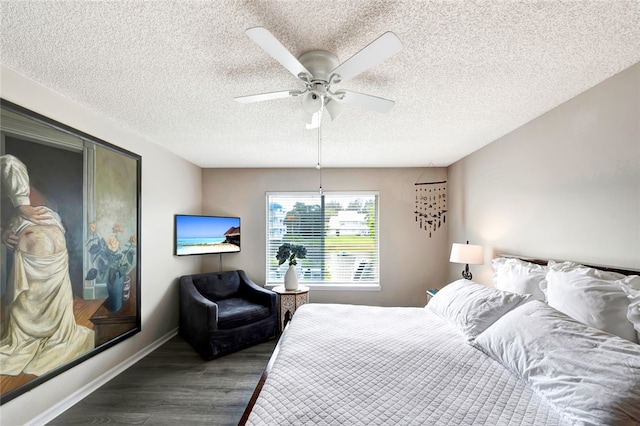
[[192, 272, 240, 301], [217, 297, 271, 329]]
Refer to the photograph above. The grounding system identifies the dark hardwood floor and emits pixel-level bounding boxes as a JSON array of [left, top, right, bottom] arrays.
[[47, 335, 277, 425]]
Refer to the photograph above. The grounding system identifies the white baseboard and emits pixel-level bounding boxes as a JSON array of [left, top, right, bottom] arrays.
[[27, 328, 179, 426]]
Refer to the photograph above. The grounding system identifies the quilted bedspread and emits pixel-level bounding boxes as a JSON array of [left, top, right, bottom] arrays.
[[246, 303, 569, 426]]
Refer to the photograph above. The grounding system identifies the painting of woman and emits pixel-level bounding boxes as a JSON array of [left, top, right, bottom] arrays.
[[0, 154, 94, 376]]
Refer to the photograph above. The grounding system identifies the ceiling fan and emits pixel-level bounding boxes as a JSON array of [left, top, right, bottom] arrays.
[[234, 27, 403, 129]]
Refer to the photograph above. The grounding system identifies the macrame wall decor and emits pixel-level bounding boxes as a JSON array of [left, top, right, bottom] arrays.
[[414, 180, 447, 237]]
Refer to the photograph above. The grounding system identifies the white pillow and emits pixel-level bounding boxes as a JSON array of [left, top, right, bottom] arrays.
[[426, 279, 531, 341], [474, 301, 640, 426], [492, 257, 546, 301], [618, 277, 640, 342], [544, 260, 638, 343]]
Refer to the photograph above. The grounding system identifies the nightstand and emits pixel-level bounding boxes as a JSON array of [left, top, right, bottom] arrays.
[[272, 285, 310, 333], [425, 288, 439, 305]]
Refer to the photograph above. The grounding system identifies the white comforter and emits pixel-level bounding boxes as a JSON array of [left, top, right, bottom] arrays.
[[246, 303, 569, 426]]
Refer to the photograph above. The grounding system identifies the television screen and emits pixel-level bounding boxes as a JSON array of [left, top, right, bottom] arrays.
[[174, 215, 240, 256]]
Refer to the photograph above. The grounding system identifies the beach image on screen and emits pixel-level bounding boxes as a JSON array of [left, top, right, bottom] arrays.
[[175, 216, 240, 255]]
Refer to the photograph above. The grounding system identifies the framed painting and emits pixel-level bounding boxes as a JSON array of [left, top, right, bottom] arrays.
[[0, 99, 142, 404]]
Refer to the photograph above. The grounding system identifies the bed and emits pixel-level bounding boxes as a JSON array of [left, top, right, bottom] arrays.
[[240, 256, 640, 426]]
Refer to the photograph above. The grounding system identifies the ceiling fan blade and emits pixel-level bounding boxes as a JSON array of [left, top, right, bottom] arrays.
[[245, 27, 311, 80], [234, 90, 300, 103], [339, 90, 396, 113], [329, 32, 402, 84], [303, 110, 322, 129]]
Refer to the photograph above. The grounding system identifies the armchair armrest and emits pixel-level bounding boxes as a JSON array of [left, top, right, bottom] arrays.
[[180, 276, 219, 358]]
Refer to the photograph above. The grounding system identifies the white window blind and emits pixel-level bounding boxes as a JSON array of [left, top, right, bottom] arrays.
[[266, 192, 379, 287]]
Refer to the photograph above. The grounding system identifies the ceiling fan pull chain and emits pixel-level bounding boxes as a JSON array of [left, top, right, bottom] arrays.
[[317, 118, 323, 195]]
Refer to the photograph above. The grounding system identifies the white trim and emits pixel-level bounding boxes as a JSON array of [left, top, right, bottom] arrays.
[[265, 191, 380, 287], [26, 328, 178, 426], [265, 190, 380, 197], [266, 283, 381, 292]]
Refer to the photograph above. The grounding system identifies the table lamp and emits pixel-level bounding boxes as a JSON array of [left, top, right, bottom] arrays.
[[450, 241, 484, 280]]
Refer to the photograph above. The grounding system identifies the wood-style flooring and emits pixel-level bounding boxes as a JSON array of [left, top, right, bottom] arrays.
[[47, 335, 277, 425]]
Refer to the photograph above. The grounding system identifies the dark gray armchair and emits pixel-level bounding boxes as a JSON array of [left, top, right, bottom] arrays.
[[179, 270, 278, 360]]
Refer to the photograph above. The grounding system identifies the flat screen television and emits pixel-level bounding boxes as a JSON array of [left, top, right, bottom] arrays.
[[174, 214, 240, 256]]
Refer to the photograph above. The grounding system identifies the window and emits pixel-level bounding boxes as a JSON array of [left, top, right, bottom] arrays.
[[266, 192, 379, 289]]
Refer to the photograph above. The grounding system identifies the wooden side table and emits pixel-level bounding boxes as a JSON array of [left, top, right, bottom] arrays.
[[272, 285, 310, 333], [425, 288, 439, 305]]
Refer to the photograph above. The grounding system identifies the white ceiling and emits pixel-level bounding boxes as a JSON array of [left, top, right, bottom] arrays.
[[1, 1, 639, 168]]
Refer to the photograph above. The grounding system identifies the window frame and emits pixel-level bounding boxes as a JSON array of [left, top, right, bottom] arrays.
[[265, 191, 380, 291]]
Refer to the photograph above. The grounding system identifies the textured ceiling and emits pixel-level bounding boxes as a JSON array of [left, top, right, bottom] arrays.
[[1, 1, 639, 168]]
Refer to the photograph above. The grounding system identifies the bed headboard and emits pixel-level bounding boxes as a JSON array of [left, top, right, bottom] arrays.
[[497, 253, 640, 276]]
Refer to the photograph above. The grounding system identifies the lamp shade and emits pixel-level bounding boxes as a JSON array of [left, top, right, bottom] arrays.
[[302, 91, 323, 114], [325, 98, 344, 121], [450, 243, 484, 265]]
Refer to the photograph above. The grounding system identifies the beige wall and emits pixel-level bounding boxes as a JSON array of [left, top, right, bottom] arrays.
[[201, 167, 449, 306], [447, 62, 640, 286], [1, 66, 203, 425]]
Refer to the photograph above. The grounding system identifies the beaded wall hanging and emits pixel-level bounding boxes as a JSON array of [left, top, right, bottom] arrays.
[[414, 180, 447, 237]]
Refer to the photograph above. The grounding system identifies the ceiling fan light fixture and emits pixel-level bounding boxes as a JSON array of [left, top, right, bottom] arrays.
[[325, 98, 344, 121], [301, 91, 323, 114]]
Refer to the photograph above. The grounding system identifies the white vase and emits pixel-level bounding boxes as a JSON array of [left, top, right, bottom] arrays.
[[284, 264, 298, 290]]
